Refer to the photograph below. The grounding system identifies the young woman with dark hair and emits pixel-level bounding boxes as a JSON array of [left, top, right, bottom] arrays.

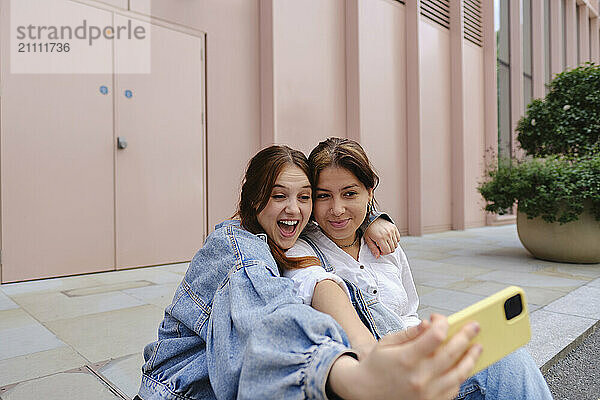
[[284, 137, 553, 400]]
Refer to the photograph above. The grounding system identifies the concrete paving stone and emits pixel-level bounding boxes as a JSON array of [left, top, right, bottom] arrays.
[[475, 270, 587, 290], [415, 284, 436, 297], [417, 306, 454, 321], [419, 289, 486, 312], [440, 255, 546, 272], [0, 309, 65, 361], [123, 282, 178, 309], [44, 304, 163, 363], [11, 290, 146, 323], [403, 250, 453, 261], [526, 310, 596, 368], [410, 261, 491, 279], [97, 353, 144, 399], [532, 263, 600, 281], [588, 277, 600, 288], [0, 292, 18, 311], [63, 280, 154, 297], [411, 270, 466, 289], [0, 275, 101, 297], [158, 262, 190, 275], [0, 346, 88, 387], [542, 286, 600, 320], [0, 370, 121, 400], [92, 267, 184, 286]]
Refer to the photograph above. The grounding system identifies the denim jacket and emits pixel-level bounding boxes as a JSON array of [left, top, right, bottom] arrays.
[[138, 220, 355, 400]]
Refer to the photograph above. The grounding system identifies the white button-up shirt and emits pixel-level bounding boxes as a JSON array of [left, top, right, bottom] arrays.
[[285, 224, 420, 329]]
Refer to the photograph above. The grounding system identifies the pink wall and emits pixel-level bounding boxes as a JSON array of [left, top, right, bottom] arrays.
[[419, 18, 453, 233], [129, 0, 262, 228], [272, 0, 347, 155], [358, 0, 408, 233], [463, 42, 487, 228]]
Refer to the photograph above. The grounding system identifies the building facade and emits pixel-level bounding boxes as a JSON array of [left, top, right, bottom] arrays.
[[1, 0, 599, 281]]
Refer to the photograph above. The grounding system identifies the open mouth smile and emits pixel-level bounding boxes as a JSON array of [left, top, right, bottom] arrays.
[[278, 219, 299, 238]]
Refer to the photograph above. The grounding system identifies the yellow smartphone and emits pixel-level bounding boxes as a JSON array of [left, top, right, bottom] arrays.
[[445, 286, 531, 376]]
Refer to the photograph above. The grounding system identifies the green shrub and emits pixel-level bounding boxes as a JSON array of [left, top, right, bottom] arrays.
[[479, 154, 600, 223], [479, 63, 600, 223], [517, 63, 600, 157]]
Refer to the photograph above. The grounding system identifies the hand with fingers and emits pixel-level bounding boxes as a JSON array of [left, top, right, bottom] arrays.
[[363, 218, 402, 258], [327, 314, 482, 400]]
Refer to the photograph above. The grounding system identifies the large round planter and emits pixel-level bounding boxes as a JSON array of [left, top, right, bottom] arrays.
[[517, 205, 600, 264]]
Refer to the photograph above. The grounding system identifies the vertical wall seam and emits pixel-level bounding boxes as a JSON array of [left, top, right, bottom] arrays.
[[259, 0, 275, 147], [405, 0, 422, 236], [345, 0, 360, 142], [450, 0, 465, 230]]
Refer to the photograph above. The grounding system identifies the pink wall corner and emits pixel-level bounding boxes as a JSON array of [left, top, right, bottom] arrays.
[[419, 18, 452, 233], [358, 0, 408, 233], [131, 0, 263, 230], [272, 0, 347, 156], [463, 42, 487, 228]]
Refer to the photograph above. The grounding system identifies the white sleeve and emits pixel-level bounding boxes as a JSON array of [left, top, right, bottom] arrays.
[[395, 246, 421, 327], [284, 240, 351, 305]]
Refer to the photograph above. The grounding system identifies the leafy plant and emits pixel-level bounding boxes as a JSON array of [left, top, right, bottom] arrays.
[[479, 63, 600, 224], [479, 154, 600, 223], [517, 63, 600, 157]]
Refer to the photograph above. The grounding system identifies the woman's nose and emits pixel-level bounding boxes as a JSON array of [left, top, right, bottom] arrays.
[[330, 199, 344, 216], [285, 199, 300, 214]]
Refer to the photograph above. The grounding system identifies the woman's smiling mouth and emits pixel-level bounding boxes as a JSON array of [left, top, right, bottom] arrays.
[[328, 219, 350, 229], [278, 220, 299, 237]]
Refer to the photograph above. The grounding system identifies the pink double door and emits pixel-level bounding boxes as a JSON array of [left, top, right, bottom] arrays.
[[0, 4, 206, 282]]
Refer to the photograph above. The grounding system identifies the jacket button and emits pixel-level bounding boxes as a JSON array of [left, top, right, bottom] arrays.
[[359, 265, 365, 269], [373, 289, 378, 294]]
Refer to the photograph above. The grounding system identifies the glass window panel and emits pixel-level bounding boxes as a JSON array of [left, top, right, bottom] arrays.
[[498, 64, 512, 159], [523, 75, 533, 109], [522, 0, 532, 75], [497, 0, 510, 63]]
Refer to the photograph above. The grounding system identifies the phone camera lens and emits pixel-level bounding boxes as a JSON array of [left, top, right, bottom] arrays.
[[504, 294, 523, 320]]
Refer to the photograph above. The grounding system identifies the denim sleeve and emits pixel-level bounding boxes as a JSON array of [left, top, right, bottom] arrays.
[[359, 209, 394, 234], [207, 260, 356, 400]]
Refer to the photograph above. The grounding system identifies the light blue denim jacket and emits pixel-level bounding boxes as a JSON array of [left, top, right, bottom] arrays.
[[138, 220, 355, 400]]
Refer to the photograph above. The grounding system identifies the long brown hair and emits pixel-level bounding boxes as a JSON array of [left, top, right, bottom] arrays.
[[308, 137, 379, 219], [236, 145, 320, 272]]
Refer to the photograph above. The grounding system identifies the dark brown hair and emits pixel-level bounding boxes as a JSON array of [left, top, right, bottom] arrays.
[[236, 145, 320, 272], [308, 137, 379, 218]]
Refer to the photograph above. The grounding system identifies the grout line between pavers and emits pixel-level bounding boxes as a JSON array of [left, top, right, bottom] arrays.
[[540, 318, 600, 374]]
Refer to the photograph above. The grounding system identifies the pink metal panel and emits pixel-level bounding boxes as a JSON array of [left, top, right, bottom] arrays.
[[463, 43, 486, 228], [532, 0, 546, 99], [419, 18, 452, 233], [114, 16, 205, 268], [358, 0, 408, 233], [129, 0, 261, 229], [565, 0, 578, 68], [578, 5, 590, 61], [591, 17, 600, 62], [272, 0, 347, 155], [0, 3, 115, 282], [450, 0, 466, 231], [405, 0, 423, 236], [94, 0, 128, 9]]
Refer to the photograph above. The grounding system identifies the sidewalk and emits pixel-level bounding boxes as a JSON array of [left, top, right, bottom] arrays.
[[1, 224, 599, 399]]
